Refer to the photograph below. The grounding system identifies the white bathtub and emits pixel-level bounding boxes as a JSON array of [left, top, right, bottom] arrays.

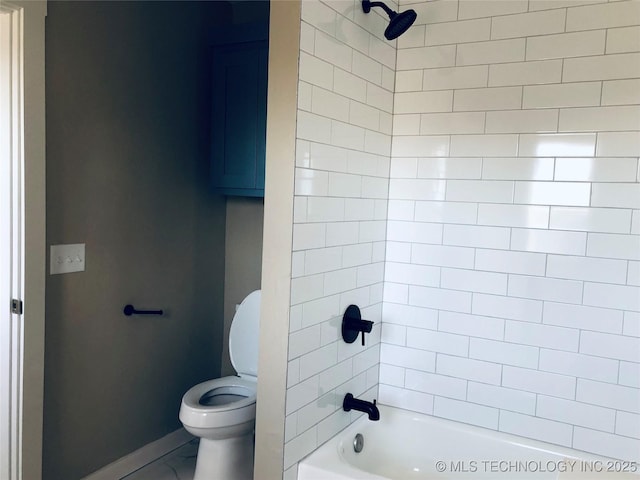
[[298, 405, 639, 479]]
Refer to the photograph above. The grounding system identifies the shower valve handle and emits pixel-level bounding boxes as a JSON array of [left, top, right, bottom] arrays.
[[342, 304, 374, 346]]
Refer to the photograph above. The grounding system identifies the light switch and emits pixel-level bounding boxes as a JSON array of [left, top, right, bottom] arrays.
[[50, 243, 85, 275]]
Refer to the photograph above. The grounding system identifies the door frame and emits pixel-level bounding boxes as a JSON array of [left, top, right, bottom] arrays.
[[0, 2, 46, 479], [0, 6, 20, 479]]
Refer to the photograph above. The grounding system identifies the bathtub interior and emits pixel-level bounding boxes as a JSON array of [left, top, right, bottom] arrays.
[[299, 405, 640, 480], [339, 407, 572, 479]]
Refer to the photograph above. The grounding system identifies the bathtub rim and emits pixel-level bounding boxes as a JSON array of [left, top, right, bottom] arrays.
[[298, 403, 638, 479]]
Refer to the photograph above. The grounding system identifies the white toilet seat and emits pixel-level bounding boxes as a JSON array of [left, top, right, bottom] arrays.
[[180, 376, 256, 429]]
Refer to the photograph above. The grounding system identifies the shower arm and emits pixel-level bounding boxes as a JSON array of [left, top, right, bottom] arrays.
[[362, 0, 397, 19]]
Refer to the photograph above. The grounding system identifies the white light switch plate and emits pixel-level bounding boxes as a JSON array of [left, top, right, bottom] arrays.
[[50, 243, 85, 274]]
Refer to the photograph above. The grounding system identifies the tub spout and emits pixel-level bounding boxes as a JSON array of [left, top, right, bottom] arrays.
[[343, 393, 380, 421]]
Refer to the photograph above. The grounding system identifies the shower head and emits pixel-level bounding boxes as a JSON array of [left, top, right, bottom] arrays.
[[385, 9, 418, 40], [362, 0, 417, 40]]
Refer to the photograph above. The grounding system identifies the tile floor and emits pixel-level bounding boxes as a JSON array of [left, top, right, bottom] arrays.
[[121, 439, 198, 480]]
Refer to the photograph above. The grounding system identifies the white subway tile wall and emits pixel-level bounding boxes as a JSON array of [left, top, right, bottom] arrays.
[[285, 0, 395, 472], [285, 0, 640, 475], [381, 0, 640, 463]]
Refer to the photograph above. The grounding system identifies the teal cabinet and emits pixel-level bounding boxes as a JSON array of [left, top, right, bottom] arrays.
[[210, 26, 268, 197]]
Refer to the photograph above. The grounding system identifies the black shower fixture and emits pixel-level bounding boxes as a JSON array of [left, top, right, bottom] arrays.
[[362, 0, 417, 40]]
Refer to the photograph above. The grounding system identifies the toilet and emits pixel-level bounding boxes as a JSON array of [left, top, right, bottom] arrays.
[[179, 290, 260, 480]]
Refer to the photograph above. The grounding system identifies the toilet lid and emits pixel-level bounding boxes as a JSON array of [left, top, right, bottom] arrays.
[[229, 290, 261, 378]]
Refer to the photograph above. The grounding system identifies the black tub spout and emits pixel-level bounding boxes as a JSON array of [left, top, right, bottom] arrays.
[[343, 393, 380, 421]]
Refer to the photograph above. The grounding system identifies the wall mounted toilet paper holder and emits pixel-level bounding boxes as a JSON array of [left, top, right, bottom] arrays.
[[123, 304, 163, 316]]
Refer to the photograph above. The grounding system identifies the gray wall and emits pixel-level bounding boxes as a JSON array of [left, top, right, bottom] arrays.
[[222, 198, 264, 377], [44, 2, 230, 478]]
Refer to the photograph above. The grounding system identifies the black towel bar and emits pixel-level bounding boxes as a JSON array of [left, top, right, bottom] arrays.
[[123, 304, 163, 316]]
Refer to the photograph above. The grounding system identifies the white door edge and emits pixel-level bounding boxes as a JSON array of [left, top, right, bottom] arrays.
[[0, 2, 46, 480], [0, 4, 25, 479]]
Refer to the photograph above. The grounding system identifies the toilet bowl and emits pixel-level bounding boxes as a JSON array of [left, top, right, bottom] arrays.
[[179, 290, 260, 480]]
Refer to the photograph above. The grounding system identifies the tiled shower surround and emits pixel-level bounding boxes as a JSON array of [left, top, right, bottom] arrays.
[[284, 0, 396, 473], [284, 0, 640, 475], [382, 0, 640, 462]]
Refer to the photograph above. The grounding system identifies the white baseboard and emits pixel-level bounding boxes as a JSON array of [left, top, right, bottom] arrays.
[[81, 428, 194, 480]]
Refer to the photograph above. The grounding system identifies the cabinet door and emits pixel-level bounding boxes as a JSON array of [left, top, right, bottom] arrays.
[[210, 42, 267, 196]]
